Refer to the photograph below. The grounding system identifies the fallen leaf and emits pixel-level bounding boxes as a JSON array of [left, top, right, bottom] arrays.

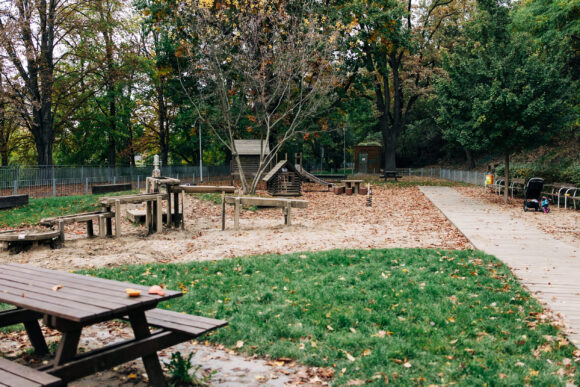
[[403, 362, 412, 368], [51, 284, 63, 291], [236, 340, 244, 348], [346, 379, 366, 385], [128, 373, 137, 379], [148, 285, 166, 296], [327, 325, 334, 331], [350, 327, 357, 334], [391, 358, 403, 364], [362, 349, 372, 357], [125, 288, 141, 297]]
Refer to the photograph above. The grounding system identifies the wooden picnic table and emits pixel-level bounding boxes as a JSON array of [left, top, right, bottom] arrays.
[[341, 179, 364, 194], [0, 263, 183, 385]]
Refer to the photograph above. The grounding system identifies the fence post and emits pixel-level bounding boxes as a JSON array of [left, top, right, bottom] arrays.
[[113, 176, 116, 184], [137, 175, 140, 191], [53, 179, 56, 197], [86, 178, 89, 195], [13, 180, 17, 195]]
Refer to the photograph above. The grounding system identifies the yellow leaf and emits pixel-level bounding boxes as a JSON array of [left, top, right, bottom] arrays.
[[128, 373, 138, 379], [327, 325, 334, 331], [362, 349, 372, 357], [51, 284, 63, 291], [346, 352, 356, 362]]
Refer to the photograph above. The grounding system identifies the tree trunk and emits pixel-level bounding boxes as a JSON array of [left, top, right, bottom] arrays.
[[465, 149, 475, 169], [503, 152, 510, 203], [381, 116, 397, 171], [158, 83, 169, 166]]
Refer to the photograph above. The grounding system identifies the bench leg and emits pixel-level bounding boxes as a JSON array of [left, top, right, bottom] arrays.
[[166, 194, 172, 228], [106, 206, 113, 237], [129, 310, 167, 387], [284, 202, 292, 226], [87, 220, 94, 238], [221, 192, 226, 231], [23, 320, 49, 355], [234, 198, 240, 230], [115, 200, 121, 238], [156, 196, 162, 233], [54, 329, 82, 366], [99, 215, 106, 238]]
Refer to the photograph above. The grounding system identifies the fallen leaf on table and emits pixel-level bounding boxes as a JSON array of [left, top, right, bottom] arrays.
[[51, 284, 63, 291], [125, 288, 141, 297], [148, 285, 166, 296]]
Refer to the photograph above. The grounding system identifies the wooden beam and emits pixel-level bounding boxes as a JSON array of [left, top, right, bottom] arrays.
[[178, 185, 236, 194], [224, 196, 308, 208]]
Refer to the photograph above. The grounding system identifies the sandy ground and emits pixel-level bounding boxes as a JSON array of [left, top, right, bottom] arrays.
[[1, 181, 578, 385]]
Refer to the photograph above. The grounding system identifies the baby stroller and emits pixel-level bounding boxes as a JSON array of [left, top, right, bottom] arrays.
[[523, 177, 544, 212]]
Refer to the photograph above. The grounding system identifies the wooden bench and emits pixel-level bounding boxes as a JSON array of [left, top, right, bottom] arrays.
[[222, 196, 308, 230], [40, 211, 115, 240], [143, 308, 228, 337], [0, 194, 29, 210], [0, 358, 63, 386], [91, 183, 132, 195], [380, 171, 402, 182]]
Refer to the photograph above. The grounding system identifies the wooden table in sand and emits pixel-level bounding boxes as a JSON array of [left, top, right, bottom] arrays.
[[341, 179, 364, 194], [100, 193, 167, 236]]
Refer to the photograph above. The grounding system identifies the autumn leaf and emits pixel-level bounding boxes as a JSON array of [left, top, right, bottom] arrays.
[[51, 284, 63, 291], [236, 340, 244, 348]]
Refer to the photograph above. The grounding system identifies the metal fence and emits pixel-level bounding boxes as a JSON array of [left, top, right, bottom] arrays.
[[0, 165, 231, 198], [396, 167, 487, 186]]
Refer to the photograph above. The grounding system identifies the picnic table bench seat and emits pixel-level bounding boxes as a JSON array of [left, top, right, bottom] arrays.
[[40, 211, 115, 239], [0, 358, 63, 387], [142, 308, 228, 337], [380, 170, 402, 181]]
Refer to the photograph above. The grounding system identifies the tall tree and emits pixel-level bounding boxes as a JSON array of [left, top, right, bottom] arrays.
[[333, 0, 468, 171], [436, 0, 570, 202], [0, 0, 86, 165]]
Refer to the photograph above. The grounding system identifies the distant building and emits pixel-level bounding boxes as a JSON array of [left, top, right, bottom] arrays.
[[231, 140, 271, 178], [354, 143, 382, 173]]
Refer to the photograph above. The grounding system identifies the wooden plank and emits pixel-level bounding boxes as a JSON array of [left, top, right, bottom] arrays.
[[0, 369, 41, 387], [99, 193, 166, 206], [46, 330, 189, 383], [145, 308, 228, 330], [0, 308, 42, 328], [225, 196, 308, 208], [1, 264, 180, 300], [178, 185, 236, 194], [0, 359, 63, 387], [40, 211, 113, 226]]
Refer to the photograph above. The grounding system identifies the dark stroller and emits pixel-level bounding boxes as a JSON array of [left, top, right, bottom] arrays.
[[523, 177, 544, 212]]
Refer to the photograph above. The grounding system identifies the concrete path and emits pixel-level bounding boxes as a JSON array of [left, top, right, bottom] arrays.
[[420, 186, 580, 345]]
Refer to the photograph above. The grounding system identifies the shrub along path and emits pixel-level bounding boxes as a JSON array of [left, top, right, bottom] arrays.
[[421, 186, 580, 346]]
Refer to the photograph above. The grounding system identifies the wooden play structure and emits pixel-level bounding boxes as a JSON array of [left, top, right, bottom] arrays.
[[221, 196, 308, 230], [231, 139, 271, 178], [262, 160, 303, 196], [40, 211, 115, 239], [0, 228, 61, 250]]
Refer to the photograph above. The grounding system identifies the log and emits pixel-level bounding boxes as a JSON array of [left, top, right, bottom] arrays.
[[0, 194, 29, 210]]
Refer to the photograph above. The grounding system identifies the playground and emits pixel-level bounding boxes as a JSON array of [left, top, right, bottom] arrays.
[[1, 179, 579, 386]]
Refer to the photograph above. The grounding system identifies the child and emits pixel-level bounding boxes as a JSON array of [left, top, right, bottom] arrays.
[[541, 196, 551, 213]]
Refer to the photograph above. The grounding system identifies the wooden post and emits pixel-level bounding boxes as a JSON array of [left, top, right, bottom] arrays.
[[284, 201, 292, 226], [166, 192, 172, 227], [173, 191, 179, 228], [234, 197, 240, 230], [58, 220, 65, 243], [156, 195, 162, 233], [180, 191, 185, 230], [106, 206, 113, 237], [87, 220, 94, 238], [99, 215, 106, 237], [114, 200, 121, 238], [221, 192, 226, 231]]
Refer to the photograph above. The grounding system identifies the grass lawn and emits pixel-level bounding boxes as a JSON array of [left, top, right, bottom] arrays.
[[84, 248, 579, 386], [0, 191, 138, 228]]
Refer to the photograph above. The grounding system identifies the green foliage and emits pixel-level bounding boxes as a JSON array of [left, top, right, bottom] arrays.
[[85, 249, 579, 386], [436, 0, 571, 159], [165, 352, 212, 387]]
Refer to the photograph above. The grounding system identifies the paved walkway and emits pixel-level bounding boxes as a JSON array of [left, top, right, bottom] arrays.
[[420, 186, 580, 345]]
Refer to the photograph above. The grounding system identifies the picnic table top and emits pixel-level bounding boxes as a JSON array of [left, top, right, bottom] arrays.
[[0, 263, 181, 324], [341, 179, 364, 183]]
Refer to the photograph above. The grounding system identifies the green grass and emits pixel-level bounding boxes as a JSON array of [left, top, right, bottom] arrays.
[[0, 191, 139, 227], [83, 249, 578, 386]]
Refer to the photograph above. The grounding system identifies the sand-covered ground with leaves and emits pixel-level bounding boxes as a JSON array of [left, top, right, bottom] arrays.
[[1, 181, 579, 386]]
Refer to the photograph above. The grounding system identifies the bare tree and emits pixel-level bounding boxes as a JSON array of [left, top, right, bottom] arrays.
[[157, 0, 341, 193]]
